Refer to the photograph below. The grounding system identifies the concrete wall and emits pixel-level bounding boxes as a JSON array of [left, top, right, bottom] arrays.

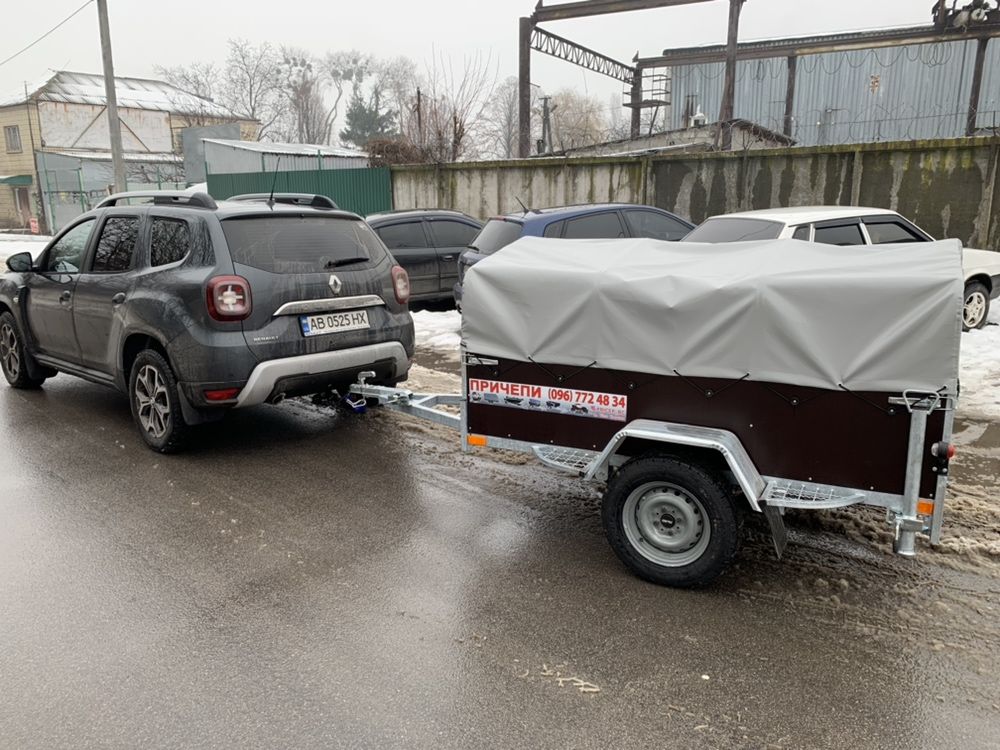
[[393, 157, 648, 219], [391, 137, 1000, 251]]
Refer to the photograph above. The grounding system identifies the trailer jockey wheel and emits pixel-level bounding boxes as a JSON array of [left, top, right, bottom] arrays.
[[601, 455, 740, 588]]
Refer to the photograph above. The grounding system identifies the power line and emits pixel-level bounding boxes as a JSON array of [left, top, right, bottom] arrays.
[[0, 0, 94, 70]]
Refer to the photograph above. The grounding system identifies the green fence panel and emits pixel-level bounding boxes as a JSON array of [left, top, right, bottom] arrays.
[[207, 167, 392, 216]]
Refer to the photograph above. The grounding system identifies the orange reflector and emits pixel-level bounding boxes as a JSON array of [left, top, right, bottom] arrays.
[[467, 434, 487, 447], [917, 500, 934, 516]]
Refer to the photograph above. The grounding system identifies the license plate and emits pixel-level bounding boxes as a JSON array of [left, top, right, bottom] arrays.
[[300, 310, 370, 337]]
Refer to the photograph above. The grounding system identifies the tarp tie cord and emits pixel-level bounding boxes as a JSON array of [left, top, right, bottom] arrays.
[[672, 370, 750, 399], [759, 383, 824, 409], [527, 357, 597, 384], [836, 384, 896, 415]]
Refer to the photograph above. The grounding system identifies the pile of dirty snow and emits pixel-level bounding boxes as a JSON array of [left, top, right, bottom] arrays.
[[412, 309, 461, 356], [958, 307, 1000, 421], [411, 306, 1000, 421]]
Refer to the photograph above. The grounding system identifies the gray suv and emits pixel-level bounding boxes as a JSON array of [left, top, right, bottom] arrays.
[[0, 191, 414, 452]]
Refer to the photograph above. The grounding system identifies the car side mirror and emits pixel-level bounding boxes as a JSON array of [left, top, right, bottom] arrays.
[[5, 252, 33, 273]]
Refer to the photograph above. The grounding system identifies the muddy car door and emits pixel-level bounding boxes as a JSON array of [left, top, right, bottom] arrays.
[[72, 211, 142, 374], [24, 217, 97, 364], [373, 220, 437, 298], [220, 213, 404, 362], [427, 218, 480, 296]]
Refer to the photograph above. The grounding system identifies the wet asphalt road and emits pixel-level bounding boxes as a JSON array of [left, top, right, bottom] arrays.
[[2, 375, 999, 750]]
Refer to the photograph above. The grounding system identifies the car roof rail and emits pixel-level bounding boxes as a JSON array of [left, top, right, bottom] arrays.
[[227, 193, 339, 209], [95, 191, 218, 210]]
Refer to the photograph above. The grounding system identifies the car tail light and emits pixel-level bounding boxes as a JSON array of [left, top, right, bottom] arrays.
[[391, 265, 410, 305], [207, 275, 252, 321], [203, 388, 241, 402]]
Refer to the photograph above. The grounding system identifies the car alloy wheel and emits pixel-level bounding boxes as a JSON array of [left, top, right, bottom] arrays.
[[134, 363, 171, 439], [964, 290, 987, 329], [0, 322, 19, 380]]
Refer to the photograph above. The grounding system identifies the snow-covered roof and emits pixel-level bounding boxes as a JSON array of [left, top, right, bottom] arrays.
[[0, 71, 239, 119], [43, 149, 183, 164], [203, 138, 367, 159]]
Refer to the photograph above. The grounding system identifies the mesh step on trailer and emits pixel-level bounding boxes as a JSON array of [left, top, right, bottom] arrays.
[[762, 479, 865, 509], [532, 445, 600, 475]]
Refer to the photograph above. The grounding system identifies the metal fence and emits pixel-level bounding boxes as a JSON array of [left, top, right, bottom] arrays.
[[207, 168, 393, 216]]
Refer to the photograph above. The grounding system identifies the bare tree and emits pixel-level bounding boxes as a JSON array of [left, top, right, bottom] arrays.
[[278, 48, 335, 144], [420, 52, 497, 162], [480, 76, 521, 159], [550, 88, 611, 151], [222, 39, 283, 140], [154, 62, 223, 128]]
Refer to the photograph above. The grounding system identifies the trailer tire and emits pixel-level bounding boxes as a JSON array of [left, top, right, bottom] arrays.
[[602, 455, 740, 588]]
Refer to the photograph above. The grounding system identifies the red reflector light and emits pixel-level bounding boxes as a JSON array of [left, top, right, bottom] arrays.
[[391, 264, 410, 305], [204, 388, 241, 401], [947, 444, 956, 460], [207, 275, 252, 321]]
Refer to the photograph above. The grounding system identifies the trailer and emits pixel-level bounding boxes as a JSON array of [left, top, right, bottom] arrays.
[[351, 236, 963, 587]]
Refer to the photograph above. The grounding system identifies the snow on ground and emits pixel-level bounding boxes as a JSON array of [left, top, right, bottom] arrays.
[[412, 305, 1000, 421], [958, 306, 1000, 421], [411, 309, 461, 359], [0, 234, 50, 264]]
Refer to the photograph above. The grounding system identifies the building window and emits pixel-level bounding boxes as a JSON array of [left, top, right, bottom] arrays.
[[4, 125, 22, 153]]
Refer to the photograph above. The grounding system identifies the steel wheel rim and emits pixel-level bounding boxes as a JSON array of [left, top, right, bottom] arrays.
[[135, 364, 170, 439], [0, 323, 19, 380], [964, 291, 987, 328], [622, 481, 711, 567]]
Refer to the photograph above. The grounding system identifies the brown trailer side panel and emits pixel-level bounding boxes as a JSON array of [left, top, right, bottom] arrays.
[[466, 357, 946, 499]]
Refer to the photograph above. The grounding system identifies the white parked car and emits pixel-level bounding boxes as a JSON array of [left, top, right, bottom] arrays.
[[684, 206, 1000, 329]]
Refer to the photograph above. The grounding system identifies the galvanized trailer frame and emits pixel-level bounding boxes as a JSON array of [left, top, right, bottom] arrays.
[[350, 356, 956, 567]]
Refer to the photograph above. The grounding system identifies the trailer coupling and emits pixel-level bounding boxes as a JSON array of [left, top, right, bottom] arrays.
[[348, 371, 465, 429]]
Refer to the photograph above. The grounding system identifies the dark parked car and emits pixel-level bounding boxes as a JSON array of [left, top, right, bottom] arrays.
[[0, 191, 414, 452], [367, 209, 482, 303], [453, 203, 693, 306]]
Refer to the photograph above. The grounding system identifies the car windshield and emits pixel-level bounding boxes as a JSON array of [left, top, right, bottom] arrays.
[[468, 219, 523, 255], [221, 216, 387, 273], [684, 217, 784, 242]]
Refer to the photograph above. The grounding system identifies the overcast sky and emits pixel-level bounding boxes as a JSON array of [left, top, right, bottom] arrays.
[[1, 0, 931, 119]]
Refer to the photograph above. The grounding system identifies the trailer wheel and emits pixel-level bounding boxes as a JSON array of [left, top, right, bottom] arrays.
[[602, 455, 740, 588]]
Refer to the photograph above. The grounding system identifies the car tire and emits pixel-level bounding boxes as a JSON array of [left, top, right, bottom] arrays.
[[963, 281, 990, 331], [0, 311, 46, 389], [601, 455, 740, 588], [128, 349, 190, 453]]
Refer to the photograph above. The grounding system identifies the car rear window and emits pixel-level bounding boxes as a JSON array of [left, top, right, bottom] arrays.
[[469, 219, 523, 255], [684, 217, 784, 242], [221, 216, 387, 273]]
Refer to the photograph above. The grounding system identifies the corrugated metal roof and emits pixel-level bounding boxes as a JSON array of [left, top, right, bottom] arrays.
[[0, 71, 236, 118], [203, 138, 367, 159]]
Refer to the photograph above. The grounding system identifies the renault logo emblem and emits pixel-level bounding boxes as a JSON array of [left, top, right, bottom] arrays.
[[328, 275, 343, 294]]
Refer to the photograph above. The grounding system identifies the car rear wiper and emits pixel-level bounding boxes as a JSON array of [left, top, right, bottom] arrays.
[[325, 257, 369, 268]]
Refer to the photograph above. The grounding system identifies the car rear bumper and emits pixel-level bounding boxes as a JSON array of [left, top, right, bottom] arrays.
[[232, 342, 410, 408]]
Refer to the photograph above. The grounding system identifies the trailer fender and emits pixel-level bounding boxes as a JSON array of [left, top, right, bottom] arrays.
[[585, 419, 766, 512]]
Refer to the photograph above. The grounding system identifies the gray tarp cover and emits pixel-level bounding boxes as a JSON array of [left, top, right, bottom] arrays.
[[461, 237, 963, 394]]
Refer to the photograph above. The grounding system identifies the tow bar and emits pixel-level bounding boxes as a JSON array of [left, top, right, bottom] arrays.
[[349, 371, 465, 429]]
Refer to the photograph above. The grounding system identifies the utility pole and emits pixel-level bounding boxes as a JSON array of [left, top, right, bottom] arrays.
[[97, 0, 126, 193], [539, 96, 554, 155], [415, 87, 423, 149], [717, 0, 745, 150]]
